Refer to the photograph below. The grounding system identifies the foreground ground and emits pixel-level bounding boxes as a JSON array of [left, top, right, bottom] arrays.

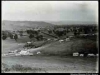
[[2, 37, 99, 73], [2, 55, 98, 73]]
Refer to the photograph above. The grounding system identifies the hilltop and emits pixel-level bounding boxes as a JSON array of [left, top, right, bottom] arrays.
[[2, 20, 55, 31], [2, 20, 98, 31]]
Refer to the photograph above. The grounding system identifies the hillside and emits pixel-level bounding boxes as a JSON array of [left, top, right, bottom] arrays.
[[2, 20, 98, 31], [2, 20, 54, 31], [47, 21, 98, 25]]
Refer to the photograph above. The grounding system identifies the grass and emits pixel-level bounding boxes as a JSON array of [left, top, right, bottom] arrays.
[[40, 38, 97, 56], [2, 63, 44, 73], [2, 34, 98, 57]]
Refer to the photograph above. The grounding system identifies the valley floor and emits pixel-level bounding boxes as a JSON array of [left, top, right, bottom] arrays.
[[1, 38, 99, 73]]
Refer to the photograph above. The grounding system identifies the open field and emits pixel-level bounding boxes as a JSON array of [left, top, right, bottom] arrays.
[[2, 56, 98, 73], [2, 36, 99, 73]]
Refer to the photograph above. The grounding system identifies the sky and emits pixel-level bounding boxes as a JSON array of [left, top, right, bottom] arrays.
[[2, 1, 98, 23]]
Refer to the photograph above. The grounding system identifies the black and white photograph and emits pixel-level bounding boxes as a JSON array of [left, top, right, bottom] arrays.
[[1, 1, 99, 73]]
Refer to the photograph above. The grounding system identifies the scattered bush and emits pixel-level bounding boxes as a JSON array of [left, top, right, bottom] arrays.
[[2, 63, 43, 73]]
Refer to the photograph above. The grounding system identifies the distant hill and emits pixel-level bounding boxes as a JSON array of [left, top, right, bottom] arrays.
[[2, 20, 98, 31], [47, 21, 98, 25], [2, 20, 55, 31]]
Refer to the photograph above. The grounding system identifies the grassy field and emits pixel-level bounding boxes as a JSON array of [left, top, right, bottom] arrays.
[[2, 35, 99, 73], [40, 38, 98, 56], [2, 55, 98, 73]]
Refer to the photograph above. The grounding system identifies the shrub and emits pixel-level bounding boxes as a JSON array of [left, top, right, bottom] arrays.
[[2, 63, 43, 73]]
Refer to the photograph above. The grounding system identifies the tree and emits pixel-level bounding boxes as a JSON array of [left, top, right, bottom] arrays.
[[9, 33, 13, 39], [2, 34, 7, 40], [29, 34, 34, 40], [14, 34, 18, 41]]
